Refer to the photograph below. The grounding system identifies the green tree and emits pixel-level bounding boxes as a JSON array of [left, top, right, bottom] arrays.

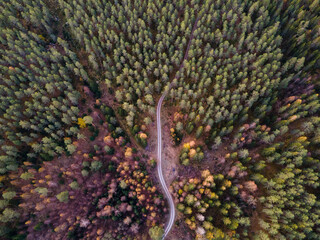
[[56, 191, 69, 203], [2, 192, 16, 200], [195, 126, 203, 139], [91, 161, 102, 171], [149, 226, 164, 240]]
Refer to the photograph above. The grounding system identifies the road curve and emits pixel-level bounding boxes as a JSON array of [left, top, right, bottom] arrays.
[[156, 92, 175, 239], [156, 16, 200, 239]]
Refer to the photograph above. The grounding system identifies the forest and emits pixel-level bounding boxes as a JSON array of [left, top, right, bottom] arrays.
[[0, 0, 319, 239]]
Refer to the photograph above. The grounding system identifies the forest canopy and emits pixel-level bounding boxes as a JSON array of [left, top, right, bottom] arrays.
[[0, 0, 319, 239]]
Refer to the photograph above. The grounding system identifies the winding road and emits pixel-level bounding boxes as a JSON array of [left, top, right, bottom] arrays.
[[156, 93, 175, 239], [156, 16, 199, 240]]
